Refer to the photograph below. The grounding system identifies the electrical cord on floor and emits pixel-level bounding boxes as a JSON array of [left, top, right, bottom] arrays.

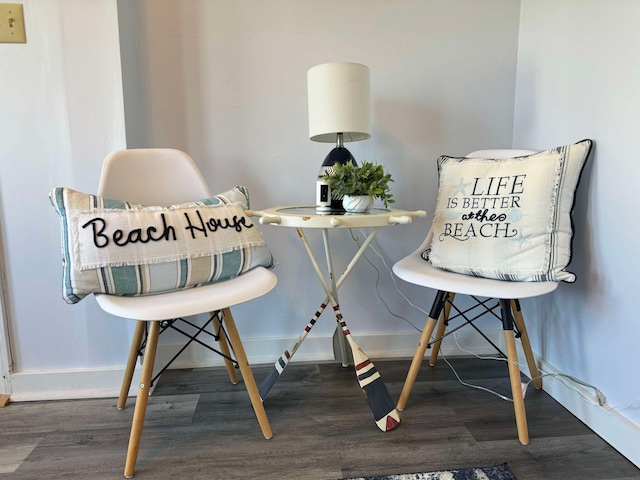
[[441, 350, 514, 402], [351, 229, 514, 401], [352, 229, 515, 399], [605, 399, 640, 412], [450, 316, 613, 408], [350, 228, 631, 410], [524, 368, 606, 406], [449, 325, 610, 407], [452, 330, 507, 363]]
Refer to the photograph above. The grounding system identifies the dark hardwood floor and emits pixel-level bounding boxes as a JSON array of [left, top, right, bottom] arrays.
[[1, 357, 639, 479]]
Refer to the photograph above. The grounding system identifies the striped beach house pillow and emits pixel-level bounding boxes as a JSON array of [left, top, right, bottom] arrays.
[[49, 186, 274, 304]]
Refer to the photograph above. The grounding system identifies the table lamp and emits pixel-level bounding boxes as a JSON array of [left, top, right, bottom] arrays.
[[307, 62, 371, 211]]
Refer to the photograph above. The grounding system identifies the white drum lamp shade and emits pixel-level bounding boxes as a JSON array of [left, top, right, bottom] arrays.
[[307, 62, 371, 143]]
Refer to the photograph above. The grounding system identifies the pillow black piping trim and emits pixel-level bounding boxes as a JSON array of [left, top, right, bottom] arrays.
[[563, 139, 594, 280]]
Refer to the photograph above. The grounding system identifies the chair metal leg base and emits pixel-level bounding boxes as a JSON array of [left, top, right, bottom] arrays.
[[119, 309, 273, 478], [400, 294, 533, 445]]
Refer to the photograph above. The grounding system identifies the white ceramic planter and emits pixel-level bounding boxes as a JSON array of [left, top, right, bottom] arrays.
[[342, 195, 373, 213]]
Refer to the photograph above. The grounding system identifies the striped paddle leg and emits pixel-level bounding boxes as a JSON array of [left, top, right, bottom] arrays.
[[294, 227, 400, 432], [259, 301, 328, 400], [333, 305, 400, 432], [259, 229, 380, 399]]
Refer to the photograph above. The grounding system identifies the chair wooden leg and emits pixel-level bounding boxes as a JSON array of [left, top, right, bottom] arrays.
[[124, 321, 160, 478], [398, 291, 447, 411], [510, 299, 542, 390], [429, 292, 454, 366], [221, 307, 273, 440], [397, 316, 437, 411], [501, 300, 529, 445], [118, 320, 146, 410], [211, 311, 238, 385]]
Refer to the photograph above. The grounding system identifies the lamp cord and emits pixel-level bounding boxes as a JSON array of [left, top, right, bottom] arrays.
[[349, 228, 636, 411]]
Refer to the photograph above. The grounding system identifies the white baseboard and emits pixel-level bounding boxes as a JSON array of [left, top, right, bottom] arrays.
[[516, 344, 640, 469], [6, 329, 498, 401], [152, 328, 504, 370], [7, 330, 639, 469], [9, 366, 142, 402]]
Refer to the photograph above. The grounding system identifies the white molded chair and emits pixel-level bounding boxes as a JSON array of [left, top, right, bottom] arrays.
[[393, 149, 557, 445], [96, 148, 277, 478]]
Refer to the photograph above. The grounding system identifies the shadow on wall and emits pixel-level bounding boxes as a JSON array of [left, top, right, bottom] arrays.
[[567, 143, 601, 302], [523, 142, 598, 368]]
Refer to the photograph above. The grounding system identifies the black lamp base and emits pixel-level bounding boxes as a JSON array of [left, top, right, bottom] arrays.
[[321, 145, 357, 168], [317, 146, 357, 211]]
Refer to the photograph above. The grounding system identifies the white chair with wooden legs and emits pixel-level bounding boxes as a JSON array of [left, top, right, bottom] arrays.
[[393, 149, 558, 445], [96, 148, 277, 477]]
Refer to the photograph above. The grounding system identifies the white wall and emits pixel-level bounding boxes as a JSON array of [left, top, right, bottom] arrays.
[[116, 0, 521, 345], [0, 0, 128, 378], [513, 0, 640, 461]]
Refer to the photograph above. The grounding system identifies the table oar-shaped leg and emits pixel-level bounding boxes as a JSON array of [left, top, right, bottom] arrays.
[[259, 301, 327, 399], [298, 228, 400, 432], [333, 305, 400, 431], [259, 228, 381, 400]]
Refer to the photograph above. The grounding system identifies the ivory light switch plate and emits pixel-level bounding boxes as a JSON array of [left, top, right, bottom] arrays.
[[0, 3, 26, 43]]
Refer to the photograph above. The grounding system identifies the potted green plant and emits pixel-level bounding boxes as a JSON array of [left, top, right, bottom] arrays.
[[322, 160, 395, 212]]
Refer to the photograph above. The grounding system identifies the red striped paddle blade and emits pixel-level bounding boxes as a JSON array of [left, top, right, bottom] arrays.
[[353, 348, 401, 431], [337, 311, 400, 432]]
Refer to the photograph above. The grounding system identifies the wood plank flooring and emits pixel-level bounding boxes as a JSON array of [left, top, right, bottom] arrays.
[[1, 357, 639, 479]]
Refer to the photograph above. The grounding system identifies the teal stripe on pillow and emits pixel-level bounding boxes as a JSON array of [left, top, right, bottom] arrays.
[[219, 247, 245, 281], [102, 197, 128, 209], [177, 259, 189, 289], [111, 265, 141, 295], [200, 196, 223, 206]]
